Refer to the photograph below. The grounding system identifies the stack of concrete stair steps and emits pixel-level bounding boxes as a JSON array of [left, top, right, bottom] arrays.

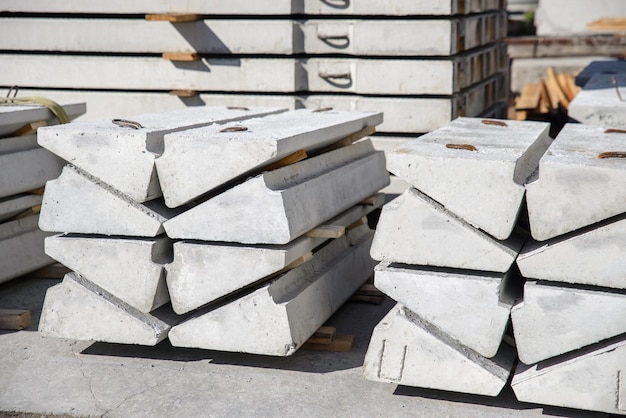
[[362, 117, 552, 396], [38, 107, 391, 355], [0, 101, 85, 284], [510, 123, 626, 415], [0, 1, 509, 203]]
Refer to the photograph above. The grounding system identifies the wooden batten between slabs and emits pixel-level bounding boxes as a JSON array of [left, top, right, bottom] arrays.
[[145, 13, 201, 23], [264, 149, 308, 171], [305, 224, 345, 239], [0, 309, 31, 330], [169, 90, 198, 97], [301, 334, 355, 352], [162, 52, 200, 62]]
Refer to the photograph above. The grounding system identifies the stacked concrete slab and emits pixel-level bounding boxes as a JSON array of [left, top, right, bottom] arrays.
[[510, 124, 626, 415], [0, 102, 85, 284], [38, 107, 390, 354], [363, 117, 552, 396]]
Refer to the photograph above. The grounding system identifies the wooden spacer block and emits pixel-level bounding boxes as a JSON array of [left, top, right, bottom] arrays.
[[264, 149, 308, 171], [145, 13, 201, 22], [305, 224, 345, 239], [169, 89, 198, 97], [0, 309, 31, 330], [307, 326, 336, 345], [13, 120, 47, 137], [346, 217, 368, 231], [311, 125, 377, 157], [359, 195, 379, 206], [301, 334, 354, 352], [162, 52, 200, 62]]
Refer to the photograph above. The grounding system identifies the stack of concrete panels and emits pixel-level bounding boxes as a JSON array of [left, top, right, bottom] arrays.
[[0, 102, 85, 283], [38, 107, 390, 355], [569, 70, 626, 129], [511, 124, 626, 415], [362, 117, 552, 396]]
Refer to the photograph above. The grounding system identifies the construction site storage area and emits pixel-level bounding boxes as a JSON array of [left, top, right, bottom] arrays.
[[1, 1, 626, 417]]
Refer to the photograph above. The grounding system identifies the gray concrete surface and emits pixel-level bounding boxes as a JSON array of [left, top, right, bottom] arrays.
[[0, 276, 615, 418]]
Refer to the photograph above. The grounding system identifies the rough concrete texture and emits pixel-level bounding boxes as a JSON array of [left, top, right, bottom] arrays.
[[374, 263, 516, 358], [164, 140, 389, 244], [38, 106, 284, 203], [0, 102, 85, 138], [156, 109, 383, 207], [535, 0, 626, 36], [370, 188, 525, 272], [45, 234, 172, 313], [512, 335, 626, 415], [511, 280, 626, 364], [363, 304, 516, 397], [387, 117, 550, 240], [526, 124, 626, 241], [575, 60, 626, 87], [166, 195, 383, 314], [0, 135, 64, 199], [569, 73, 626, 128], [168, 225, 375, 355], [0, 193, 41, 222], [39, 272, 178, 346], [517, 213, 626, 288], [39, 165, 178, 236], [0, 214, 53, 284]]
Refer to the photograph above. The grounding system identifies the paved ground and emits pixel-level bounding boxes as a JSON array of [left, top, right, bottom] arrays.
[[0, 277, 616, 418]]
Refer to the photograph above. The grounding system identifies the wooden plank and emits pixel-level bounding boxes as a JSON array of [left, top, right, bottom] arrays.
[[588, 17, 626, 31], [312, 125, 376, 157], [169, 90, 197, 97], [25, 263, 70, 279], [515, 83, 542, 110], [538, 82, 551, 113], [301, 334, 354, 352], [515, 110, 528, 121], [305, 224, 345, 239], [145, 13, 201, 22], [307, 326, 336, 344], [359, 195, 379, 206], [162, 52, 200, 62], [13, 120, 47, 137], [0, 309, 31, 330], [546, 67, 570, 109], [264, 149, 308, 171], [346, 217, 368, 231]]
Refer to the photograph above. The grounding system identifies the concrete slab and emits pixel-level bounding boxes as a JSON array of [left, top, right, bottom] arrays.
[[38, 106, 284, 202], [39, 272, 179, 346], [512, 335, 626, 415], [302, 0, 505, 16], [0, 136, 64, 199], [156, 109, 382, 207], [363, 304, 516, 396], [39, 165, 177, 237], [0, 193, 41, 222], [370, 188, 525, 272], [387, 117, 551, 240], [163, 140, 389, 244], [374, 263, 516, 358], [575, 60, 626, 87], [510, 56, 610, 92], [166, 195, 383, 314], [168, 225, 375, 355], [45, 234, 172, 313], [569, 73, 626, 128], [536, 0, 626, 36], [0, 215, 53, 284], [511, 280, 626, 364], [517, 213, 626, 288], [526, 123, 626, 241], [0, 102, 85, 138]]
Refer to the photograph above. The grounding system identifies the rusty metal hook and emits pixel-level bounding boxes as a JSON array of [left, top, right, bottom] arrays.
[[112, 119, 144, 129], [446, 143, 478, 151], [220, 126, 248, 133]]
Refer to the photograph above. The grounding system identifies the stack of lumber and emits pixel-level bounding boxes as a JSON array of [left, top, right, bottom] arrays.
[[362, 117, 551, 396], [513, 67, 581, 121], [511, 124, 626, 416], [37, 107, 390, 355], [0, 101, 85, 284]]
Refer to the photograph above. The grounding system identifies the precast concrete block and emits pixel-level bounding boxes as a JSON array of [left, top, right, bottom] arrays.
[[517, 214, 626, 288], [0, 194, 41, 222], [387, 117, 551, 240], [0, 102, 85, 138], [39, 165, 178, 236], [45, 234, 172, 313], [0, 214, 53, 284], [569, 73, 626, 129], [163, 140, 389, 244], [512, 335, 626, 415], [168, 225, 375, 355], [37, 106, 284, 202], [374, 263, 517, 358], [526, 124, 626, 241], [536, 0, 626, 36], [511, 280, 626, 364], [363, 304, 516, 396], [166, 195, 383, 314], [155, 109, 383, 207], [370, 188, 525, 272], [0, 135, 64, 199], [39, 272, 179, 346]]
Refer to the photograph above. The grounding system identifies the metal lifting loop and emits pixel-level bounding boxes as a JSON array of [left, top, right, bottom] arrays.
[[220, 126, 248, 133], [446, 143, 478, 151], [112, 119, 144, 129]]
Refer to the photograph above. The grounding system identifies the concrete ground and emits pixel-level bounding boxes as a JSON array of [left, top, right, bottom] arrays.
[[0, 276, 616, 418]]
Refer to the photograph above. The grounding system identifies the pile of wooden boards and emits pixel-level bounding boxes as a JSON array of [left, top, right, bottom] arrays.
[[513, 67, 581, 121], [36, 106, 391, 355], [0, 101, 85, 284]]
